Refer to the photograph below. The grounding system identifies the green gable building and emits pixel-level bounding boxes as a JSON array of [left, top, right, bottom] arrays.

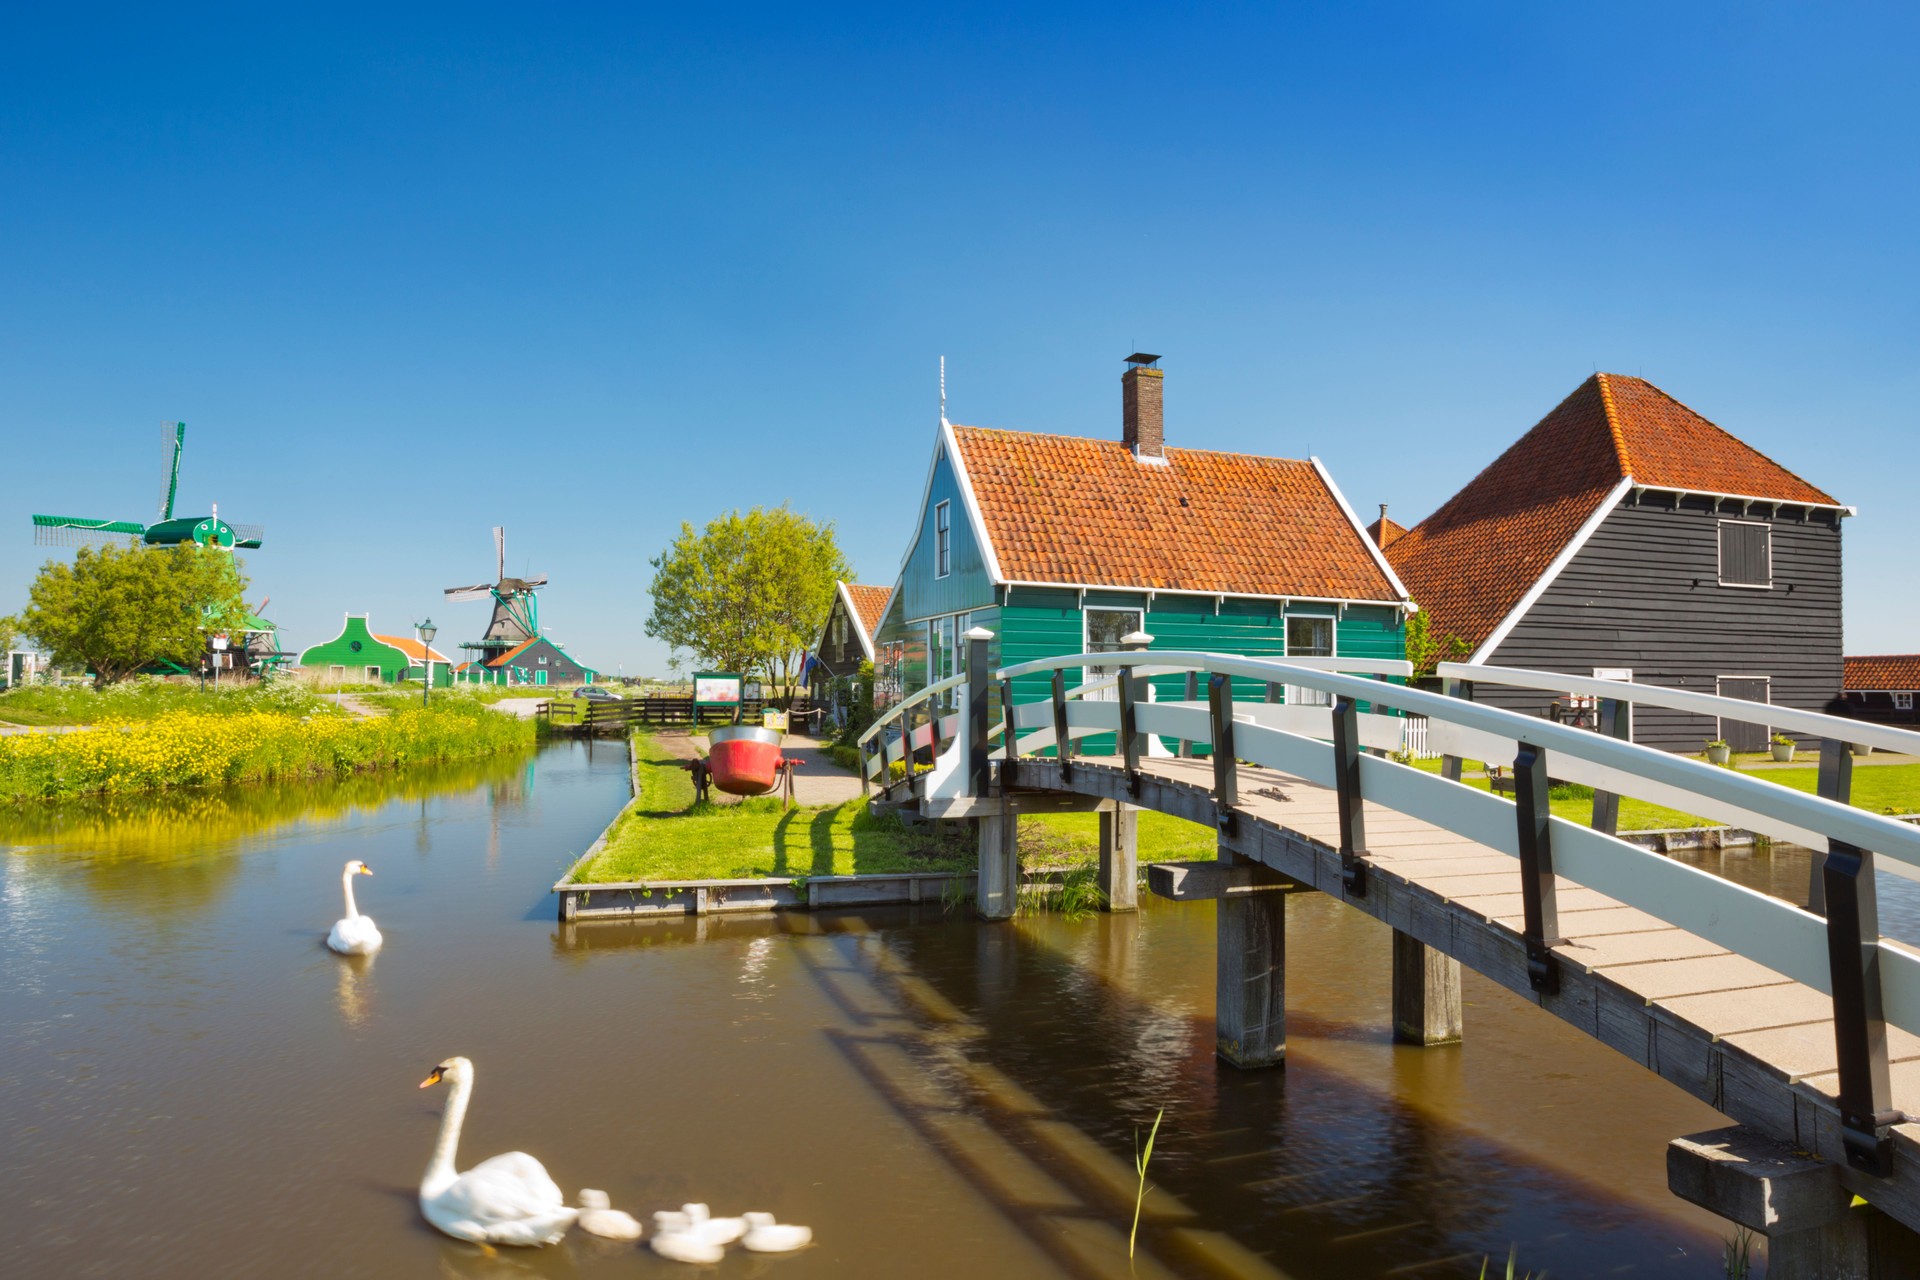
[[871, 356, 1412, 734], [300, 613, 454, 686]]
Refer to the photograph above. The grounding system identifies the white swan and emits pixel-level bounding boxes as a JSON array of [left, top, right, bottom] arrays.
[[742, 1212, 813, 1253], [326, 860, 383, 955], [418, 1058, 578, 1246], [576, 1189, 643, 1240]]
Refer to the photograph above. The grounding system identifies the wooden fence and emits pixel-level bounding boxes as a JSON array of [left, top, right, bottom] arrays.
[[542, 696, 768, 732]]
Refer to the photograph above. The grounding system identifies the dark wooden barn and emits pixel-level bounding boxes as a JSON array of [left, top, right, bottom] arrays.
[[808, 582, 891, 727], [1844, 655, 1920, 728], [1383, 373, 1849, 753]]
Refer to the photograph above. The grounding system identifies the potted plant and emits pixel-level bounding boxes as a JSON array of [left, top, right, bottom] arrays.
[[1704, 738, 1732, 766], [1770, 733, 1796, 763]]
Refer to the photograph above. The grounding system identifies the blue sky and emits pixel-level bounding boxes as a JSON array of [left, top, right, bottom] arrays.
[[2, 3, 1914, 675]]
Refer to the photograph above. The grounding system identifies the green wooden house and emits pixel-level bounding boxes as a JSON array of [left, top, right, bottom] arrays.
[[300, 613, 455, 686], [871, 356, 1412, 732]]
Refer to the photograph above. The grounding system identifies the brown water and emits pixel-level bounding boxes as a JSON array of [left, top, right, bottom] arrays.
[[9, 742, 1876, 1278]]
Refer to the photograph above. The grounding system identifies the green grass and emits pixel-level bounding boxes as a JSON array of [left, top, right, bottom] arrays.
[[0, 679, 331, 726], [573, 731, 976, 882], [1410, 756, 1920, 829]]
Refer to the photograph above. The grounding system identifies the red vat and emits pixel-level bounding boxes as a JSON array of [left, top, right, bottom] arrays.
[[707, 724, 786, 795]]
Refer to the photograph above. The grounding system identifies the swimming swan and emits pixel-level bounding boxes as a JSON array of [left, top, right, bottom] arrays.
[[576, 1189, 643, 1240], [742, 1212, 813, 1253], [418, 1058, 578, 1246], [326, 860, 383, 955]]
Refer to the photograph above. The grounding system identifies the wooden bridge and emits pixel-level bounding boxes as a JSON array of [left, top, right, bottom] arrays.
[[858, 632, 1920, 1274]]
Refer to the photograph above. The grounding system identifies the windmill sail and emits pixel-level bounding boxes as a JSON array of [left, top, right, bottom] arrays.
[[158, 422, 186, 522], [32, 515, 146, 548], [444, 584, 495, 602], [495, 525, 506, 582]]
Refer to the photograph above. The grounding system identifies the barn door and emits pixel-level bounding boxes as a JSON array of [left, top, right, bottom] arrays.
[[1716, 676, 1772, 754]]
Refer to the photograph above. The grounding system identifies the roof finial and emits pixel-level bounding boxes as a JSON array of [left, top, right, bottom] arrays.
[[939, 355, 947, 424]]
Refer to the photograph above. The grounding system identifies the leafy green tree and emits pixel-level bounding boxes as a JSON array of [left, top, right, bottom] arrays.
[[19, 543, 251, 688], [646, 505, 853, 688], [1403, 604, 1471, 680]]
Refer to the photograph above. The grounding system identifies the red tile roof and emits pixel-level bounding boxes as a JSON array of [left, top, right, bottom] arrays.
[[950, 426, 1402, 601], [1846, 656, 1920, 691], [487, 636, 539, 667], [1366, 513, 1407, 550], [1386, 374, 1840, 654], [842, 584, 893, 641], [372, 633, 453, 663]]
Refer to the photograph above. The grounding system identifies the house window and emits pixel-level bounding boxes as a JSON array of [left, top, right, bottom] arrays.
[[833, 613, 847, 648], [1284, 615, 1335, 706], [1718, 520, 1772, 588], [1084, 607, 1144, 703], [934, 501, 952, 578], [539, 655, 548, 665], [366, 665, 382, 681], [1896, 692, 1915, 711]]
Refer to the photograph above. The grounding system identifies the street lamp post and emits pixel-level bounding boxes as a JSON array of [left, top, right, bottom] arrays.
[[415, 619, 437, 707]]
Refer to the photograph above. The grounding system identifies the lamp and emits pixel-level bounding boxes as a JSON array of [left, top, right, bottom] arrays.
[[416, 618, 437, 706]]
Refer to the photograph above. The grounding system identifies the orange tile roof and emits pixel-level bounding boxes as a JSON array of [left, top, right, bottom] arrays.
[[1366, 513, 1407, 549], [372, 633, 453, 663], [842, 583, 893, 641], [1386, 374, 1840, 654], [1846, 656, 1920, 691], [487, 636, 539, 667], [950, 426, 1402, 601]]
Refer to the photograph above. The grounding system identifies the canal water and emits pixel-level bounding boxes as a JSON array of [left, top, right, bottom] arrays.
[[4, 740, 1903, 1277]]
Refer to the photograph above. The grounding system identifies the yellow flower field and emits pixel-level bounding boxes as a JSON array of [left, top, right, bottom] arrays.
[[0, 703, 534, 802]]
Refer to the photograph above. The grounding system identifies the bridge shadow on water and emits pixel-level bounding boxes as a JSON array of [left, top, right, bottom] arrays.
[[558, 902, 1726, 1278]]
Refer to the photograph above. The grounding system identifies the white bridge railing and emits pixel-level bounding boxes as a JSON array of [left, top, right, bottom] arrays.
[[858, 634, 1920, 1178]]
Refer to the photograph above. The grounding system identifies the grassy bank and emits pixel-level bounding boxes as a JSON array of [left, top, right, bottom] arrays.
[[1415, 757, 1920, 829], [0, 699, 535, 802], [0, 679, 333, 726]]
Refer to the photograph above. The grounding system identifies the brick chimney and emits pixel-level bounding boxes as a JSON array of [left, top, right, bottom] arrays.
[[1122, 353, 1164, 461]]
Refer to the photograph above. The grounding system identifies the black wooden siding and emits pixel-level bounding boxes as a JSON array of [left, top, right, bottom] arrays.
[[1478, 494, 1844, 753], [809, 595, 870, 689]]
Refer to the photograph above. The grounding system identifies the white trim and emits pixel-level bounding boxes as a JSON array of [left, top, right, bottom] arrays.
[[1630, 483, 1854, 517], [1310, 456, 1413, 603], [1001, 579, 1407, 610], [933, 500, 952, 578], [937, 417, 1006, 582], [1716, 518, 1773, 589], [836, 581, 879, 663], [1469, 475, 1635, 664]]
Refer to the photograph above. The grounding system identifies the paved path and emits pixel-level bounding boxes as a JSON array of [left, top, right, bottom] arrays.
[[653, 729, 864, 806]]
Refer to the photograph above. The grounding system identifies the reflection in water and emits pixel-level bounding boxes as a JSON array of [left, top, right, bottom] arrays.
[[3, 741, 1798, 1278]]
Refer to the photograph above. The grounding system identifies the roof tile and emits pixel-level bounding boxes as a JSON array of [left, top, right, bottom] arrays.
[[1846, 656, 1920, 691]]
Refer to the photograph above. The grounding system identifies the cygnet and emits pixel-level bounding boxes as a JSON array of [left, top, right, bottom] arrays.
[[576, 1189, 643, 1241], [742, 1211, 813, 1253]]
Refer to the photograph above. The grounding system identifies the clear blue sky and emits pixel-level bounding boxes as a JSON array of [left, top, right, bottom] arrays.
[[3, 3, 1914, 675]]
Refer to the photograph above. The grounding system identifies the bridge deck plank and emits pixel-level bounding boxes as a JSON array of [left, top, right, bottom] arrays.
[[918, 753, 1920, 1228]]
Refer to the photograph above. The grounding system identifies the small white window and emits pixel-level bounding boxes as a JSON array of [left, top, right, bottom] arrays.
[[366, 665, 381, 681], [1897, 692, 1915, 711], [539, 654, 548, 665], [934, 501, 952, 578], [1718, 520, 1772, 588]]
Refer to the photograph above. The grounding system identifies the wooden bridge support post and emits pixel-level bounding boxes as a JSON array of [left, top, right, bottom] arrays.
[[1514, 741, 1563, 996], [1332, 696, 1369, 897], [1807, 740, 1855, 917], [1099, 805, 1138, 912], [1178, 670, 1198, 758], [1208, 674, 1239, 837], [965, 627, 995, 798], [997, 678, 1018, 788], [1439, 677, 1470, 783], [1215, 839, 1285, 1069], [1391, 931, 1463, 1045], [1823, 834, 1897, 1176], [975, 807, 1020, 922], [1050, 669, 1074, 780], [1589, 697, 1631, 836]]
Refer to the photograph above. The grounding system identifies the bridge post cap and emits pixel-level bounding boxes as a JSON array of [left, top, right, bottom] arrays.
[[1667, 1125, 1850, 1233], [1120, 631, 1154, 648], [962, 626, 995, 641]]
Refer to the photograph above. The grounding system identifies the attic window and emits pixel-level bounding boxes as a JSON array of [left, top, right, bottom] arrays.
[[1718, 520, 1771, 588], [935, 501, 952, 578]]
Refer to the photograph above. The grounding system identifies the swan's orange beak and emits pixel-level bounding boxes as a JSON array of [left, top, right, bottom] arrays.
[[420, 1067, 445, 1088], [359, 866, 374, 876]]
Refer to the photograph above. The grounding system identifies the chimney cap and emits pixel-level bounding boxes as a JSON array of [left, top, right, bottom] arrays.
[[1124, 352, 1161, 368]]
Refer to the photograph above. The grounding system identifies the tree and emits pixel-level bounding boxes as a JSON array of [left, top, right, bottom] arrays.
[[19, 543, 251, 688], [1403, 604, 1471, 680], [646, 505, 853, 688]]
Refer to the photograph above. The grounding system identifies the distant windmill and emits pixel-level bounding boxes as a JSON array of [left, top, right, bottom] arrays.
[[31, 422, 265, 550], [444, 527, 548, 667]]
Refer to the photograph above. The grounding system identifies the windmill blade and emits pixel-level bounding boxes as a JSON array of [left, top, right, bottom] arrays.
[[493, 526, 505, 582], [33, 515, 146, 548], [158, 422, 186, 522], [445, 584, 495, 602], [228, 522, 266, 548]]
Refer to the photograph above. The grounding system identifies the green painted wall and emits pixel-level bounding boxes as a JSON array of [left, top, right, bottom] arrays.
[[300, 616, 412, 682], [896, 441, 996, 622]]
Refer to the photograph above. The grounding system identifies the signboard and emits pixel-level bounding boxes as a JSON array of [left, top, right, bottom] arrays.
[[693, 672, 743, 708]]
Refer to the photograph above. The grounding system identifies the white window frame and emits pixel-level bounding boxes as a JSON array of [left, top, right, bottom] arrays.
[[1715, 674, 1773, 745], [366, 665, 382, 681], [1082, 606, 1145, 703], [1716, 518, 1773, 590], [934, 501, 952, 579], [1283, 613, 1337, 706], [1896, 692, 1915, 712]]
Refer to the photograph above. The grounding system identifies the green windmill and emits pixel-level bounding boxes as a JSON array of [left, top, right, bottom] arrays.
[[31, 422, 265, 550]]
